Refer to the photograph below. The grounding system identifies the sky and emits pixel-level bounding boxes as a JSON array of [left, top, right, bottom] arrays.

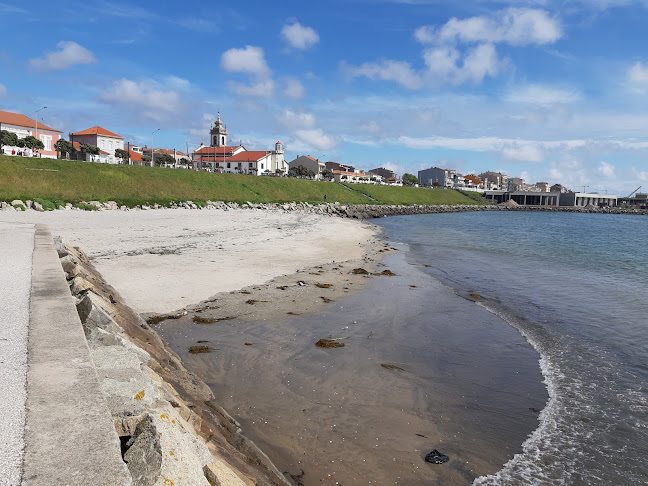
[[2, 0, 648, 195]]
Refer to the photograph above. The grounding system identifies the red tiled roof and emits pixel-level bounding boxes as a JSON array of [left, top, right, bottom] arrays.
[[333, 169, 368, 178], [150, 148, 187, 156], [127, 149, 142, 162], [195, 146, 240, 155], [0, 109, 62, 133], [72, 126, 122, 138], [227, 151, 270, 162]]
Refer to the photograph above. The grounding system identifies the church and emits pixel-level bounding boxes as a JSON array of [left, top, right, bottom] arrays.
[[191, 114, 287, 176]]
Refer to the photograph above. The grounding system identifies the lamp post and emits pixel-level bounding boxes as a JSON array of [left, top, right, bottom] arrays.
[[34, 106, 47, 157], [151, 128, 160, 167]]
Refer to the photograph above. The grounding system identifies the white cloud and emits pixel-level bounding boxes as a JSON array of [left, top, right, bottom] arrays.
[[626, 61, 648, 93], [415, 8, 562, 46], [278, 109, 316, 129], [506, 84, 581, 105], [424, 43, 502, 84], [294, 128, 337, 151], [281, 22, 320, 50], [221, 46, 270, 76], [0, 83, 6, 97], [98, 78, 182, 121], [30, 41, 97, 71], [228, 79, 275, 98], [598, 161, 616, 178], [342, 59, 423, 89], [282, 78, 305, 99], [631, 167, 648, 182]]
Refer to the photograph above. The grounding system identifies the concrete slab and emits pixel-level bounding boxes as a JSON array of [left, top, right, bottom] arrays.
[[0, 222, 35, 486], [21, 225, 131, 486]]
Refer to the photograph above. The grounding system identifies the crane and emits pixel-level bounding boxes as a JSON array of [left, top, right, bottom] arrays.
[[626, 186, 642, 198]]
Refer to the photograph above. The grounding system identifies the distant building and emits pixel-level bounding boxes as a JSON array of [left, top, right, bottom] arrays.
[[369, 167, 395, 179], [325, 161, 355, 173], [559, 192, 617, 207], [333, 169, 370, 183], [507, 177, 525, 192], [534, 182, 550, 192], [551, 184, 570, 193], [190, 114, 286, 175], [288, 155, 326, 179], [418, 167, 458, 188], [70, 126, 124, 164], [0, 109, 63, 158], [484, 190, 561, 206], [479, 171, 508, 191]]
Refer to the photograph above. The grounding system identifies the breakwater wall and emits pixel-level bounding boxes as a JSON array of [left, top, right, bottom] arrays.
[[2, 198, 647, 218]]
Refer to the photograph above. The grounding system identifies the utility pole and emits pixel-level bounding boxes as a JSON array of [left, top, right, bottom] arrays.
[[34, 106, 47, 156]]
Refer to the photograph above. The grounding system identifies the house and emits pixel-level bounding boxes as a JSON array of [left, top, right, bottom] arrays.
[[418, 167, 459, 188], [369, 167, 395, 179], [333, 169, 370, 183], [0, 109, 63, 158], [288, 155, 326, 179], [191, 114, 286, 175], [71, 141, 111, 163], [326, 161, 355, 173], [69, 126, 124, 164], [559, 192, 617, 208], [141, 147, 189, 167]]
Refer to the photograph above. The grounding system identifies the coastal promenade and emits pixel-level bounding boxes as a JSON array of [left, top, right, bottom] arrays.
[[0, 222, 130, 486]]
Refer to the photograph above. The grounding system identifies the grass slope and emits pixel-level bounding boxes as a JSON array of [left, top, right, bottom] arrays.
[[0, 155, 481, 207]]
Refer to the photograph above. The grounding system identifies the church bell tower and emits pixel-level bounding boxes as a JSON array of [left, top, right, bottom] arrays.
[[210, 113, 228, 147]]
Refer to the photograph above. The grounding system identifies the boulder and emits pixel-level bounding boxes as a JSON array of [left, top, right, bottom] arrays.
[[33, 201, 45, 212]]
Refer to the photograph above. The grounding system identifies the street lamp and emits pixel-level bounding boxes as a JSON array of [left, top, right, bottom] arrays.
[[34, 106, 47, 157], [151, 128, 160, 166]]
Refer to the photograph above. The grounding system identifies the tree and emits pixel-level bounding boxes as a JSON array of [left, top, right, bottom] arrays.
[[154, 153, 175, 166], [79, 143, 100, 162], [55, 139, 76, 159], [21, 135, 44, 151], [321, 169, 333, 181], [1, 130, 18, 151], [115, 148, 130, 163], [142, 155, 152, 164], [402, 173, 419, 186]]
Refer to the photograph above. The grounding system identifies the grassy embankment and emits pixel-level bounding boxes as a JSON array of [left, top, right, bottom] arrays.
[[0, 155, 483, 207]]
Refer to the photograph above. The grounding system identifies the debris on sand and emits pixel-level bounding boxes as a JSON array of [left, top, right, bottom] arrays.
[[377, 269, 396, 276], [246, 299, 268, 305], [146, 311, 187, 325], [320, 296, 333, 303], [197, 340, 209, 343], [287, 312, 301, 315], [194, 305, 219, 313], [410, 285, 417, 288], [381, 363, 405, 371], [240, 290, 252, 295], [189, 345, 212, 354], [276, 285, 289, 290], [469, 293, 483, 299], [192, 315, 236, 324], [315, 338, 345, 348], [315, 283, 332, 288], [351, 268, 370, 275], [425, 449, 450, 464], [297, 281, 306, 286], [244, 342, 253, 346]]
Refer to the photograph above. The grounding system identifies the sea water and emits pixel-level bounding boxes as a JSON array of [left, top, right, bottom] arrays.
[[375, 211, 648, 485], [156, 210, 647, 485]]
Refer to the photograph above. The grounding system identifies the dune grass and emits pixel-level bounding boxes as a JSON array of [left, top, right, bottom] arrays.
[[0, 155, 483, 207]]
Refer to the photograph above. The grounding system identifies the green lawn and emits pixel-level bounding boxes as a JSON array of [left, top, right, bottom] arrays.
[[342, 183, 483, 205], [0, 155, 482, 207]]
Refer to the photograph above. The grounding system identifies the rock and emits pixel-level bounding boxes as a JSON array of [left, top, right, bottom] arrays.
[[33, 201, 44, 212], [53, 236, 70, 258], [425, 449, 449, 464], [203, 459, 248, 486], [11, 199, 25, 207], [123, 415, 163, 486], [0, 202, 7, 209], [69, 275, 94, 294]]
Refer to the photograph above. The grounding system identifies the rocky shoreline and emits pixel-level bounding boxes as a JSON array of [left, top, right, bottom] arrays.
[[56, 239, 291, 486], [3, 198, 647, 218]]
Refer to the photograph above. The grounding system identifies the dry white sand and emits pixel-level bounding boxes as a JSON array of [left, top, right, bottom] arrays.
[[0, 209, 378, 313]]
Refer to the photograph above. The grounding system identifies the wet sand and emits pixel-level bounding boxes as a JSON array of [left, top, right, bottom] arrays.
[[155, 249, 547, 485]]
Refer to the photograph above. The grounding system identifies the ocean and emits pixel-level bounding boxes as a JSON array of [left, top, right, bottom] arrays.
[[376, 211, 648, 485], [157, 211, 648, 485]]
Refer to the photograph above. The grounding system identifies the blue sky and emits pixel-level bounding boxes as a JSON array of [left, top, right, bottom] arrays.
[[2, 0, 648, 194]]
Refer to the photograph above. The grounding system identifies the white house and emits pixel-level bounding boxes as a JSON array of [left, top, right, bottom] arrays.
[[70, 126, 124, 164]]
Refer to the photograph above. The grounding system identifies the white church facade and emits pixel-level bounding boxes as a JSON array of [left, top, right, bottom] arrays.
[[191, 114, 287, 175]]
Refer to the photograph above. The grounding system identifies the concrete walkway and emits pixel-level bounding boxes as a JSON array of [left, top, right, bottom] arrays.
[[0, 222, 35, 486], [0, 223, 131, 486]]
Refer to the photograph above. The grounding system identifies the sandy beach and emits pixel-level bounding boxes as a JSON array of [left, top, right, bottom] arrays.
[[0, 208, 379, 314]]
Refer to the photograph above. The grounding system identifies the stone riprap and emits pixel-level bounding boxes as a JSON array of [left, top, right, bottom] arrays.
[[2, 198, 647, 218], [58, 239, 289, 486]]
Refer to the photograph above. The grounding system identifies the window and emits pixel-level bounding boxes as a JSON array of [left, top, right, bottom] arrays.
[[249, 162, 253, 168], [40, 135, 52, 151], [221, 136, 225, 145], [261, 163, 264, 170], [227, 163, 230, 168]]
